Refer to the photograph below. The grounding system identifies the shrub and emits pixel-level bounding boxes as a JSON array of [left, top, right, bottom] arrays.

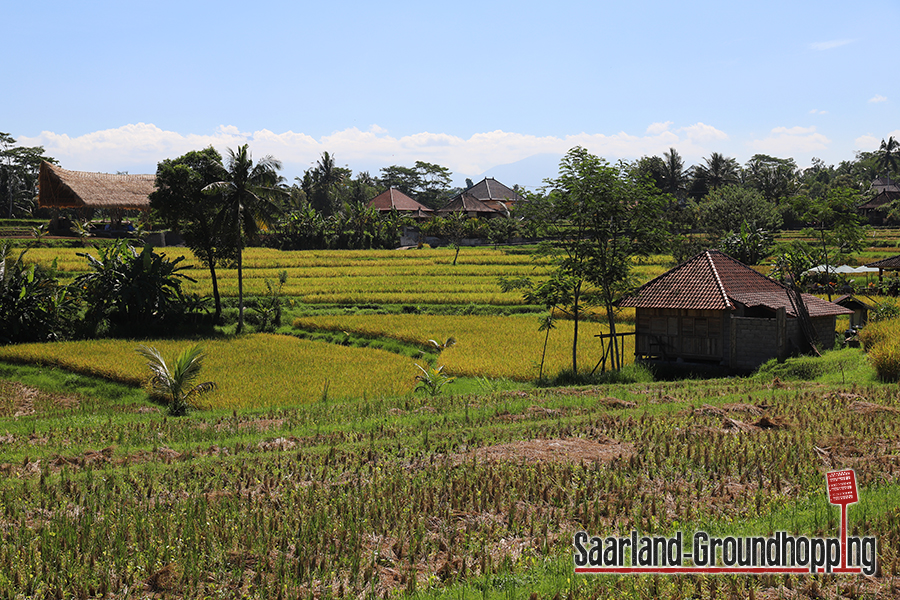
[[858, 318, 899, 351], [869, 339, 900, 382]]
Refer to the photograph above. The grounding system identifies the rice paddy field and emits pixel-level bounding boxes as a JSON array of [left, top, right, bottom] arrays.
[[3, 237, 900, 598], [19, 247, 671, 306], [291, 314, 635, 381]]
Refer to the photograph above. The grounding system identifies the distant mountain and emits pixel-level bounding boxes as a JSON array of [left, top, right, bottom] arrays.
[[462, 153, 563, 192]]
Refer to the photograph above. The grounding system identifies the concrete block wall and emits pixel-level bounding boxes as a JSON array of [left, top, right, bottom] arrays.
[[731, 317, 780, 371]]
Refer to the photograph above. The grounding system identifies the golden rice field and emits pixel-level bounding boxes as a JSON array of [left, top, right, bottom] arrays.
[[293, 314, 635, 380], [0, 334, 417, 409], [22, 246, 672, 305]]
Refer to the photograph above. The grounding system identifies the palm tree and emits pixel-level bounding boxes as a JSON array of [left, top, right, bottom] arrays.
[[204, 145, 285, 333], [136, 344, 216, 416], [660, 147, 688, 198], [878, 136, 899, 178], [309, 151, 346, 216], [692, 151, 741, 195]]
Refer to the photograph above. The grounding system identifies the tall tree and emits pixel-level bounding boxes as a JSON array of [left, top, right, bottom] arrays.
[[149, 147, 237, 322], [877, 136, 900, 178], [660, 147, 689, 198], [413, 161, 453, 208], [690, 151, 741, 197], [744, 154, 798, 203], [204, 145, 285, 333], [696, 184, 783, 240], [304, 151, 348, 216], [0, 133, 57, 218], [791, 186, 869, 298], [504, 147, 669, 374]]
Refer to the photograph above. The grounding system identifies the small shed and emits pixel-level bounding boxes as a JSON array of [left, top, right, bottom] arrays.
[[618, 250, 852, 372], [833, 295, 871, 328]]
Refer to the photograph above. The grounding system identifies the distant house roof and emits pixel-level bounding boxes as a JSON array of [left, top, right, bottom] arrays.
[[436, 193, 501, 216], [618, 250, 851, 318], [866, 254, 900, 269], [870, 176, 900, 194], [859, 190, 900, 211], [368, 187, 433, 214], [464, 177, 524, 204], [833, 295, 872, 311], [38, 162, 154, 210]]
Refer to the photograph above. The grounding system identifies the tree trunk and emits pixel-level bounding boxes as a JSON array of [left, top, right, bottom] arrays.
[[572, 285, 580, 374], [605, 300, 619, 371], [209, 259, 221, 323], [236, 249, 244, 333]]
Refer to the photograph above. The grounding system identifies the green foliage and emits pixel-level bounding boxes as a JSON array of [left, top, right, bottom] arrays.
[[74, 240, 197, 334], [0, 242, 76, 344], [717, 222, 774, 265], [0, 133, 57, 218], [743, 154, 799, 203], [414, 363, 455, 396], [203, 144, 286, 333], [696, 184, 783, 239], [250, 270, 287, 332], [508, 146, 670, 374], [135, 344, 216, 416], [689, 151, 741, 197], [150, 146, 238, 321], [792, 186, 869, 267]]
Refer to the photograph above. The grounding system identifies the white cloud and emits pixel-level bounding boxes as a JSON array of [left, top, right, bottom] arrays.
[[646, 121, 673, 135], [18, 121, 736, 181], [810, 39, 853, 51], [809, 109, 828, 115], [748, 126, 830, 155], [869, 95, 888, 103], [855, 131, 900, 152]]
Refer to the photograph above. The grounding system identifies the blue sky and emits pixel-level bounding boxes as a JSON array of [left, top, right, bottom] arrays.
[[4, 0, 898, 189]]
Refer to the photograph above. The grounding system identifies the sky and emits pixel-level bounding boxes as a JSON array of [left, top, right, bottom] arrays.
[[4, 0, 898, 190]]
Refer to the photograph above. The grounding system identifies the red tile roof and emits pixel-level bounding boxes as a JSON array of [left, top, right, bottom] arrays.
[[368, 188, 433, 213], [619, 250, 851, 318]]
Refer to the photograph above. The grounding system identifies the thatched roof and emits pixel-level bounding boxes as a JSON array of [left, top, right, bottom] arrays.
[[38, 162, 154, 210]]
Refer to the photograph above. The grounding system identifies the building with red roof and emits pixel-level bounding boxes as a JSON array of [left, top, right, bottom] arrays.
[[367, 187, 433, 221], [618, 250, 851, 371]]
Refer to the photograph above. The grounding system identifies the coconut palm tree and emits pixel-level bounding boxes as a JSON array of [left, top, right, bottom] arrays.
[[691, 151, 741, 196], [660, 147, 688, 198], [204, 145, 285, 333], [136, 344, 216, 416], [878, 136, 899, 178]]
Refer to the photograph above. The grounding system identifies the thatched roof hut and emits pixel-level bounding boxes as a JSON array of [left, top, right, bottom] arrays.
[[37, 162, 154, 211]]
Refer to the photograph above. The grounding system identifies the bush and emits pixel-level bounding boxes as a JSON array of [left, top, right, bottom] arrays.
[[858, 318, 898, 351], [869, 340, 900, 382]]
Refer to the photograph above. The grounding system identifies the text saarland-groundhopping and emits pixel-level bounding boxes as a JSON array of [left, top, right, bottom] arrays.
[[573, 470, 876, 576]]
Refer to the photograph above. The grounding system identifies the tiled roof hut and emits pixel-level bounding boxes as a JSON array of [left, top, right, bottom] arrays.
[[618, 250, 851, 371]]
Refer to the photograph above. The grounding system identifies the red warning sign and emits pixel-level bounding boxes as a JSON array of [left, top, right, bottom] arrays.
[[826, 469, 858, 505]]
